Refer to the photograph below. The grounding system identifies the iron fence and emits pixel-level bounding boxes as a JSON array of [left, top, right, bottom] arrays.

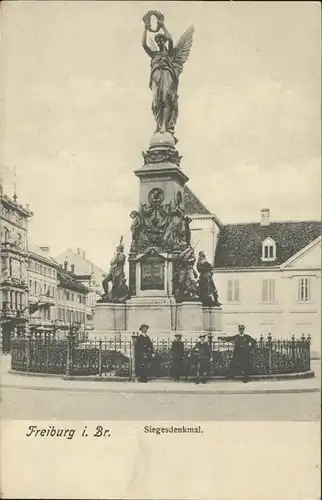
[[10, 333, 311, 378]]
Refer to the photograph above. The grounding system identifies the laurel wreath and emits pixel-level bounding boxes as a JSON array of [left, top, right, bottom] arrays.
[[142, 10, 164, 33]]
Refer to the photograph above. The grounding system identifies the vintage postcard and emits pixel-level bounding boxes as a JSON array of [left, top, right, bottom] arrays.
[[0, 1, 320, 499]]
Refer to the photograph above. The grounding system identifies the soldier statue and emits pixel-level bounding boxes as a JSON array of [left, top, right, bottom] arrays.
[[197, 251, 221, 307], [172, 246, 199, 303], [101, 237, 128, 302]]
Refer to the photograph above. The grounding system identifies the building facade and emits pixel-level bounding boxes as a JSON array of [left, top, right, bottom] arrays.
[[28, 244, 59, 336], [56, 263, 89, 339], [214, 211, 321, 355], [0, 192, 33, 351], [55, 248, 105, 330], [185, 189, 321, 355]]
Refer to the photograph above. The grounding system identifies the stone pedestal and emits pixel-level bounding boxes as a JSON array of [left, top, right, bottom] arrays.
[[176, 301, 203, 332], [94, 303, 126, 333], [126, 296, 176, 334], [202, 306, 222, 334]]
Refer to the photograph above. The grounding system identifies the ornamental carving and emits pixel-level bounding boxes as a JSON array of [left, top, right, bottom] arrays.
[[148, 188, 164, 205], [142, 148, 182, 167], [130, 191, 191, 252]]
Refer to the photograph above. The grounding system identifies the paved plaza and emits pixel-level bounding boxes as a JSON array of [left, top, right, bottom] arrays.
[[1, 355, 320, 421]]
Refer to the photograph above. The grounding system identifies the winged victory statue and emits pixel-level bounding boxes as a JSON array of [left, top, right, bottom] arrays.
[[142, 11, 194, 142]]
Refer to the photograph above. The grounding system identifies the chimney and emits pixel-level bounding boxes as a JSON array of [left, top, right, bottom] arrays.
[[260, 208, 270, 226], [40, 246, 50, 253], [64, 260, 68, 271], [71, 264, 75, 274], [77, 248, 81, 255], [82, 251, 86, 259]]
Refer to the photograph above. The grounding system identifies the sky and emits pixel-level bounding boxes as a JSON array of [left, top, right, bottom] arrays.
[[0, 1, 320, 270]]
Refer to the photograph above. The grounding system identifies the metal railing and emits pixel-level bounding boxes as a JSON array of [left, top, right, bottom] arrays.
[[10, 333, 311, 379]]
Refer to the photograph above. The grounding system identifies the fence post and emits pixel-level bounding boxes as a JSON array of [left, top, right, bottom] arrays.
[[25, 326, 31, 372], [307, 334, 311, 370], [268, 333, 272, 374], [98, 339, 102, 377], [208, 333, 213, 375], [131, 333, 137, 382], [291, 334, 296, 362], [65, 330, 74, 378], [46, 335, 50, 374]]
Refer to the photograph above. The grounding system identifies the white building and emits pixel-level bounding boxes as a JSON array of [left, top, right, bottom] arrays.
[[184, 186, 221, 263], [56, 263, 89, 335], [55, 248, 104, 295], [28, 244, 58, 334], [185, 188, 321, 356], [0, 189, 33, 350], [55, 249, 105, 330]]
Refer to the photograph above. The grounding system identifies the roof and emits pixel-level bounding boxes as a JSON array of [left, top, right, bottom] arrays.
[[1, 194, 33, 217], [57, 269, 89, 294], [214, 221, 322, 268], [56, 248, 105, 274], [28, 243, 58, 267], [183, 186, 212, 215]]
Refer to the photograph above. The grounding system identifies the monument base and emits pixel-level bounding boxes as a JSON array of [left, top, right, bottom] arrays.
[[176, 301, 203, 332], [94, 302, 126, 333], [203, 306, 222, 333], [126, 296, 177, 333], [92, 299, 223, 338]]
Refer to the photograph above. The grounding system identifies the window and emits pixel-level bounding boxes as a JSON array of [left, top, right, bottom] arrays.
[[3, 227, 9, 242], [298, 278, 311, 302], [16, 233, 22, 248], [44, 266, 47, 275], [227, 279, 240, 302], [261, 237, 276, 262], [262, 279, 275, 303], [66, 292, 70, 301]]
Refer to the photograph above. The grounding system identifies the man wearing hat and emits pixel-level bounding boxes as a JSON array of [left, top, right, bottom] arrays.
[[135, 324, 155, 382], [192, 334, 212, 384], [218, 325, 257, 383], [170, 333, 185, 381]]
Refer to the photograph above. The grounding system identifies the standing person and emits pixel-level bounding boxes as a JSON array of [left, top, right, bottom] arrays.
[[218, 325, 257, 383], [193, 334, 212, 384], [170, 333, 185, 381], [134, 324, 155, 383]]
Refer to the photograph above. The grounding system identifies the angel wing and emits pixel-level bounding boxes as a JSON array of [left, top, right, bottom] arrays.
[[172, 25, 194, 77]]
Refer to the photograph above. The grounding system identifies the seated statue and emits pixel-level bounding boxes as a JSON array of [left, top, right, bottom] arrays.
[[196, 251, 221, 307]]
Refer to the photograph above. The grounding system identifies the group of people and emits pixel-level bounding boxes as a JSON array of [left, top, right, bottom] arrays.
[[134, 324, 257, 384]]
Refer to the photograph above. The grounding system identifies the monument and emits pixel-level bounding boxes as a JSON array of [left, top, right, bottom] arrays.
[[93, 11, 222, 338]]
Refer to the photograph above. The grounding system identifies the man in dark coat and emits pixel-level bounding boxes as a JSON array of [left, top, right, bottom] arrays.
[[192, 334, 212, 384], [218, 325, 257, 383], [170, 333, 185, 381], [134, 324, 155, 382]]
